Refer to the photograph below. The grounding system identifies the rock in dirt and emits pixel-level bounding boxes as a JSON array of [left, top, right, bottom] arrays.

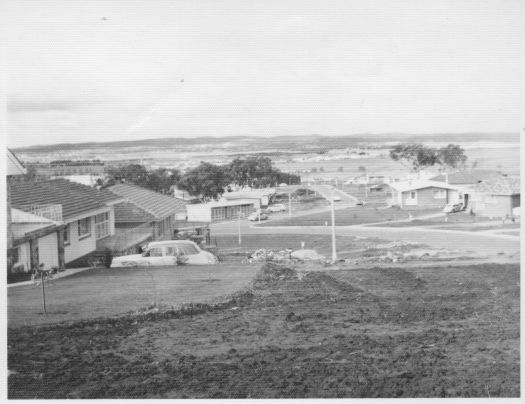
[[291, 249, 326, 261]]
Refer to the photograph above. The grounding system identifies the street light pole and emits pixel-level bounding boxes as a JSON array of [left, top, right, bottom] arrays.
[[238, 209, 242, 245], [331, 188, 337, 261]]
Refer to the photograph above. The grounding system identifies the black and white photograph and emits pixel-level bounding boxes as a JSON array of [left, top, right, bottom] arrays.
[[3, 0, 523, 399]]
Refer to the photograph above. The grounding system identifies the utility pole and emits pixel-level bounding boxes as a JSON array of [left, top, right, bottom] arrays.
[[330, 188, 337, 261], [288, 192, 292, 218], [238, 208, 242, 245]]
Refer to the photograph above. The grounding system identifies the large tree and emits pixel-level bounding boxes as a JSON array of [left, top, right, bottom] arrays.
[[105, 164, 180, 193], [177, 162, 230, 201], [389, 142, 468, 173], [389, 143, 440, 172], [438, 144, 468, 169]]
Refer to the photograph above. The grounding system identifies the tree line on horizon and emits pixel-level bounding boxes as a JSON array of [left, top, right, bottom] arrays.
[[102, 156, 301, 201]]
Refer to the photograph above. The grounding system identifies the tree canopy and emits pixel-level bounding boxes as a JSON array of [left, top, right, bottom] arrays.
[[105, 164, 180, 194], [177, 162, 230, 201], [389, 143, 467, 172]]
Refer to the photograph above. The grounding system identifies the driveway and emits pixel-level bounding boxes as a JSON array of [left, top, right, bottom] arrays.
[[8, 261, 259, 328]]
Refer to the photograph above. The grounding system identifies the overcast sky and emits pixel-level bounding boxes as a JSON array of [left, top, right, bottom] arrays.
[[5, 0, 525, 147]]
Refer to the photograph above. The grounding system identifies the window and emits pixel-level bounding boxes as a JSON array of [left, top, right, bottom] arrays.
[[177, 244, 199, 255], [95, 212, 110, 239], [148, 247, 163, 257], [78, 217, 91, 239], [433, 189, 446, 199], [63, 224, 70, 245], [165, 246, 178, 256], [410, 191, 416, 199]]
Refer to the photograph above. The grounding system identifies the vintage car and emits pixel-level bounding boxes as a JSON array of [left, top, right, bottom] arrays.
[[248, 212, 269, 221], [443, 202, 463, 214], [267, 203, 287, 212], [110, 240, 218, 267]]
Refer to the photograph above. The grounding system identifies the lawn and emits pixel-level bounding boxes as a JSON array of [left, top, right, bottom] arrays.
[[371, 213, 502, 229], [8, 262, 519, 398], [258, 206, 440, 227], [8, 260, 258, 328]]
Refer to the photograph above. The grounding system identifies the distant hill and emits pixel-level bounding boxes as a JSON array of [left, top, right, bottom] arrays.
[[13, 132, 519, 153]]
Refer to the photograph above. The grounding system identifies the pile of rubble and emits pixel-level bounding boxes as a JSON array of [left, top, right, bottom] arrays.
[[246, 248, 326, 264]]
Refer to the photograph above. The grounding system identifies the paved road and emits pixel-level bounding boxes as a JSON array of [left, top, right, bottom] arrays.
[[212, 218, 520, 258], [309, 184, 358, 205]]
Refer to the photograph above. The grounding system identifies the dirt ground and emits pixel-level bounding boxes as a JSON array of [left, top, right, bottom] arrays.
[[8, 262, 519, 398]]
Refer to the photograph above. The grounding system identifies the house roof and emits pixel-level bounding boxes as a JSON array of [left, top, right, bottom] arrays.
[[9, 178, 123, 220], [7, 148, 27, 175], [112, 201, 156, 223], [11, 208, 60, 239], [108, 184, 187, 220], [11, 208, 57, 224], [388, 180, 463, 193], [430, 170, 505, 184], [474, 176, 520, 196]]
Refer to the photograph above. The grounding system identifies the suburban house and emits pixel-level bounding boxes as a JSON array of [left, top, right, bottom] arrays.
[[468, 176, 520, 219], [9, 178, 124, 267], [387, 180, 465, 209], [107, 183, 187, 243], [186, 198, 260, 222]]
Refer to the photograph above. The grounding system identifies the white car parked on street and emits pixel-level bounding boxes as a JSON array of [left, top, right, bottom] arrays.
[[267, 203, 287, 212], [110, 240, 218, 267]]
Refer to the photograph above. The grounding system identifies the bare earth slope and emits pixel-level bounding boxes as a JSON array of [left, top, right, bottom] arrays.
[[8, 262, 519, 398]]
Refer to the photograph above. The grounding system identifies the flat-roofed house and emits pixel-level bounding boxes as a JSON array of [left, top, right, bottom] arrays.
[[186, 198, 260, 222]]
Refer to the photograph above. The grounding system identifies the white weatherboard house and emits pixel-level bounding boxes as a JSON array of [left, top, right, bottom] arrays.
[[9, 178, 124, 267], [186, 198, 261, 222], [388, 180, 466, 210]]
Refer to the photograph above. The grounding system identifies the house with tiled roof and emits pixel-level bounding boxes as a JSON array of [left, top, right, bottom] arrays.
[[107, 183, 187, 242], [387, 180, 465, 209], [9, 178, 124, 267], [430, 170, 506, 186], [469, 176, 520, 218]]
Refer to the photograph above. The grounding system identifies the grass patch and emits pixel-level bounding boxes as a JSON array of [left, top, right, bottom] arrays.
[[258, 207, 440, 227], [8, 261, 259, 328]]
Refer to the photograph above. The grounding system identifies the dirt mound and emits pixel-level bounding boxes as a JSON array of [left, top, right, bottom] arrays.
[[254, 263, 298, 284], [302, 272, 363, 294]]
